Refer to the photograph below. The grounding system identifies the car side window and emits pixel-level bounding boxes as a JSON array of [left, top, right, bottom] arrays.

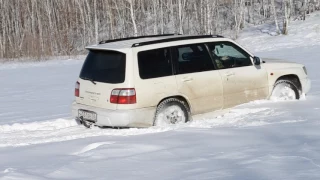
[[138, 48, 173, 79], [207, 42, 252, 69], [173, 43, 215, 74]]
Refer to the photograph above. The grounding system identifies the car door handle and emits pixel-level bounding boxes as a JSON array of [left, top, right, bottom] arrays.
[[225, 72, 235, 76], [182, 77, 193, 82]]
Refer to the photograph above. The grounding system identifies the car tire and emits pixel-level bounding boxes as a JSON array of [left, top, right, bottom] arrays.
[[271, 80, 300, 100], [153, 98, 190, 126]]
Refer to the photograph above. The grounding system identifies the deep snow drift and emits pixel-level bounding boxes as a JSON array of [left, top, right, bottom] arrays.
[[1, 15, 320, 179]]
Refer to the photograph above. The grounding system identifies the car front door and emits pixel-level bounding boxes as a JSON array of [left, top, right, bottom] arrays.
[[206, 41, 269, 108], [172, 43, 223, 114]]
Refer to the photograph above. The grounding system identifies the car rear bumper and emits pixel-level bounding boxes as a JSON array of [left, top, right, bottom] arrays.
[[72, 102, 156, 128]]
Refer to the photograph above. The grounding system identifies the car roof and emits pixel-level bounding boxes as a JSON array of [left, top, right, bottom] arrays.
[[86, 35, 227, 52]]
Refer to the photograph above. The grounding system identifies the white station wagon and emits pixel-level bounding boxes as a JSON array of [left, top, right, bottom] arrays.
[[72, 34, 311, 128]]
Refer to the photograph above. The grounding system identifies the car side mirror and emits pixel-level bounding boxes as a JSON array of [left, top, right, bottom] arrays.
[[253, 56, 261, 66]]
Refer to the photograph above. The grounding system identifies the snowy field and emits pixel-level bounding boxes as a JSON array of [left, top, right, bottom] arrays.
[[1, 17, 320, 179]]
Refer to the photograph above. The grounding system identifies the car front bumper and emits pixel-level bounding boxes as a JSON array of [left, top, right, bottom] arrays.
[[301, 77, 311, 94], [72, 102, 156, 128]]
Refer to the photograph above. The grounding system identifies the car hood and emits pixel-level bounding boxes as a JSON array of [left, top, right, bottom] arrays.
[[261, 58, 303, 68], [262, 58, 291, 63]]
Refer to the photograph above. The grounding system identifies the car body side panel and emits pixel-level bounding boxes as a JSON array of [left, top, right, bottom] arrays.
[[261, 60, 309, 95], [175, 71, 224, 114], [218, 65, 269, 108]]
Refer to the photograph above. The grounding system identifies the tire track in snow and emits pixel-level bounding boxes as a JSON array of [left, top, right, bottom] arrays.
[[0, 118, 170, 147], [72, 142, 115, 155], [0, 106, 300, 147]]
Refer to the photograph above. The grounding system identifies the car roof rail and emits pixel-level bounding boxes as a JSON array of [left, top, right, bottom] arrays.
[[131, 35, 224, 47], [98, 34, 182, 44]]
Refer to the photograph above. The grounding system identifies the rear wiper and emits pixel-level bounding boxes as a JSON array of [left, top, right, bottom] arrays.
[[82, 77, 96, 85]]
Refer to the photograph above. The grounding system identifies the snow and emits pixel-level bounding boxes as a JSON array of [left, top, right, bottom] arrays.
[[1, 16, 320, 179], [0, 59, 83, 125], [238, 11, 320, 52]]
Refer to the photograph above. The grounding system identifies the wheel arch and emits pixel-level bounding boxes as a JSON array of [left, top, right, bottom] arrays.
[[156, 95, 192, 113], [275, 74, 302, 91]]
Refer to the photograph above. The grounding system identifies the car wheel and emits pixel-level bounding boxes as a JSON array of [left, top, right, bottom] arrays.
[[154, 98, 190, 126], [271, 80, 300, 100]]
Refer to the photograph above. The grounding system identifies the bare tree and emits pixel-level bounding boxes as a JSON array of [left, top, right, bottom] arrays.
[[0, 0, 319, 60], [234, 0, 245, 39], [128, 0, 138, 36], [283, 0, 292, 35], [94, 0, 99, 43], [271, 0, 280, 34], [178, 0, 183, 34]]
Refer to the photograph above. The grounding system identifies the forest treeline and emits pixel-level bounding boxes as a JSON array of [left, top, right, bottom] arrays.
[[0, 0, 319, 59]]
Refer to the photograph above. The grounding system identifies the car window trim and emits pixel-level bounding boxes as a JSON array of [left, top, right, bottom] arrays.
[[204, 43, 219, 70], [169, 47, 177, 75]]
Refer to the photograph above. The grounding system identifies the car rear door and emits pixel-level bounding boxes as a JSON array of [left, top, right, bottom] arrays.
[[76, 49, 127, 110], [206, 41, 269, 108], [172, 43, 223, 114]]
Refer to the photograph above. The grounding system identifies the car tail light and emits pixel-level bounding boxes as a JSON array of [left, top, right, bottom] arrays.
[[110, 88, 136, 104], [75, 81, 80, 97]]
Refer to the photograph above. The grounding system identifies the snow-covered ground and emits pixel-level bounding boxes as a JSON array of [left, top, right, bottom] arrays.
[[1, 16, 320, 179], [238, 11, 320, 52]]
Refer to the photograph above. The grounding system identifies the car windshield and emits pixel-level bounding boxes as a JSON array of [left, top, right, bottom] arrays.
[[80, 50, 126, 84]]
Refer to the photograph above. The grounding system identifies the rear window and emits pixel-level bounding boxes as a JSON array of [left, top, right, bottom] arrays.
[[80, 50, 126, 84]]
